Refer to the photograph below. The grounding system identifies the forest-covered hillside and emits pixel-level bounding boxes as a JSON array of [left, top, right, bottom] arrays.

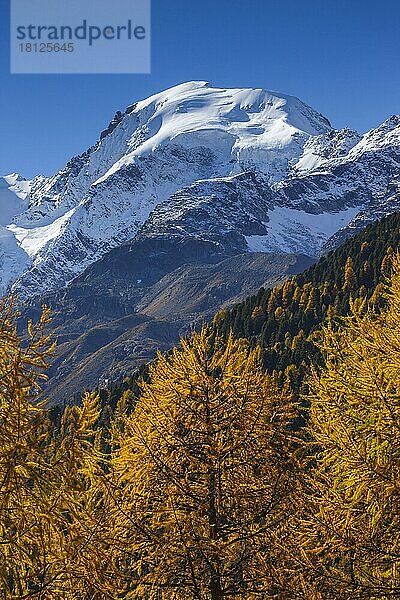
[[105, 211, 400, 411]]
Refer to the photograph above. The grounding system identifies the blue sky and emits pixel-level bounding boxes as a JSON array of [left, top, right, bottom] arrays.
[[1, 0, 400, 178]]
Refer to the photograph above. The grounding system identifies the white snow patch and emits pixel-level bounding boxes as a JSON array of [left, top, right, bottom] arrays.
[[246, 206, 361, 256], [7, 208, 75, 258], [294, 150, 325, 173]]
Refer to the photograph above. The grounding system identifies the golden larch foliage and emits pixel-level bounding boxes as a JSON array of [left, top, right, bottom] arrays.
[[294, 256, 400, 598], [109, 327, 305, 599], [0, 296, 110, 599]]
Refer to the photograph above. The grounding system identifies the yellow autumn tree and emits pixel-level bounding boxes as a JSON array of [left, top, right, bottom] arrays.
[[0, 296, 109, 599], [0, 296, 55, 597], [109, 327, 304, 599], [295, 257, 400, 599], [41, 392, 114, 599], [342, 256, 357, 292]]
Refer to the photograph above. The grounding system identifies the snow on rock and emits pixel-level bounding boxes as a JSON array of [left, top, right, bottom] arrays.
[[7, 208, 76, 258], [347, 115, 400, 158], [1, 82, 400, 298], [292, 129, 361, 173], [245, 206, 361, 257]]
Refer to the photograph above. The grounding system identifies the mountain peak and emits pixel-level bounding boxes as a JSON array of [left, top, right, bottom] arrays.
[[94, 82, 332, 184], [131, 81, 332, 135], [348, 114, 400, 158]]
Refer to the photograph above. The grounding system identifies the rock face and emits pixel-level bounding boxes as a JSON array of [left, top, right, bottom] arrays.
[[3, 82, 400, 402]]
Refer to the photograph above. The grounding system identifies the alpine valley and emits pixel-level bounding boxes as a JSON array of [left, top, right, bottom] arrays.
[[2, 81, 400, 402]]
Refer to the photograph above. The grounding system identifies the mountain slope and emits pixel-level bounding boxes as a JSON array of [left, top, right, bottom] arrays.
[[280, 116, 400, 251], [104, 211, 400, 413], [26, 252, 313, 404], [214, 211, 400, 378]]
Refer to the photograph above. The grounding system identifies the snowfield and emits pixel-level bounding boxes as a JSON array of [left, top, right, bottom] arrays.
[[7, 208, 76, 258]]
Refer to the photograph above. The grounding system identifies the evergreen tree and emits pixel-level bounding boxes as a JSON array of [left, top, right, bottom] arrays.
[[342, 256, 357, 292]]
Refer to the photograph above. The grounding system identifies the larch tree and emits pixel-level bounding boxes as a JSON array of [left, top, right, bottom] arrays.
[[109, 327, 305, 599], [342, 256, 357, 292], [0, 296, 55, 597], [0, 296, 110, 599], [295, 257, 400, 599]]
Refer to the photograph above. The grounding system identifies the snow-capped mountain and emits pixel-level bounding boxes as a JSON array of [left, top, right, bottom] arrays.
[[1, 81, 400, 298]]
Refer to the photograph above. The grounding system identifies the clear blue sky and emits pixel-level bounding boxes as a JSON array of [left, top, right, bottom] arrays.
[[1, 0, 400, 178]]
